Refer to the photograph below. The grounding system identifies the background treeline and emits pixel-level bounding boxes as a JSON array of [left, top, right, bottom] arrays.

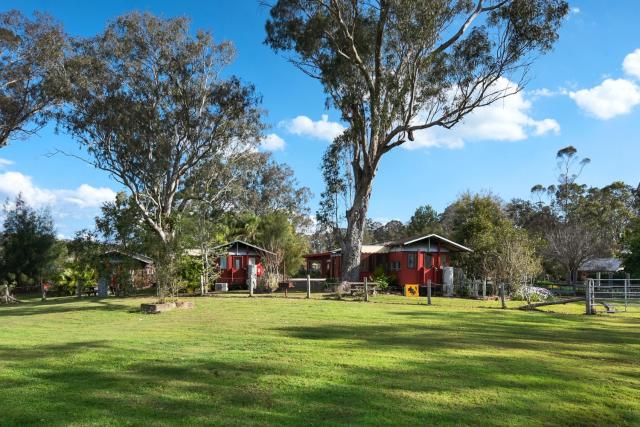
[[310, 146, 640, 285]]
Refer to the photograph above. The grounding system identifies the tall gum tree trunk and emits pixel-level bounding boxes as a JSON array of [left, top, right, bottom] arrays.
[[341, 177, 373, 282]]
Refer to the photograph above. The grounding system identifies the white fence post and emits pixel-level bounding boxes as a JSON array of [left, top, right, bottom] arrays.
[[427, 280, 432, 305], [625, 273, 630, 312], [364, 277, 369, 302], [306, 274, 311, 299], [500, 284, 506, 309], [585, 279, 593, 315]]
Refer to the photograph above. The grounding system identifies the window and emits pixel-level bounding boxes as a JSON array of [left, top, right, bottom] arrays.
[[248, 257, 256, 266], [310, 261, 321, 272], [407, 253, 416, 269], [390, 261, 401, 271], [233, 257, 242, 269], [424, 254, 433, 268], [439, 255, 448, 267], [219, 256, 228, 269]]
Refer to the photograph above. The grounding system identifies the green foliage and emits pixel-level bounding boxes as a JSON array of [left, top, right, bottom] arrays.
[[176, 256, 203, 294], [0, 196, 62, 287], [407, 205, 442, 236], [371, 266, 391, 292], [622, 219, 640, 278], [56, 264, 97, 296], [256, 211, 309, 277], [441, 192, 508, 278]]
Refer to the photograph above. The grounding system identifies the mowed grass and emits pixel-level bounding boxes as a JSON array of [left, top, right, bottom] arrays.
[[1, 294, 639, 426]]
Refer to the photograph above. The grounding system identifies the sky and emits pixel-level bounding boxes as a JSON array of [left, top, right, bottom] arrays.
[[1, 1, 640, 237]]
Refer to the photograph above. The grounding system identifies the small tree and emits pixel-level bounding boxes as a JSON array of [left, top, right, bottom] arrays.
[[0, 195, 60, 292], [0, 10, 66, 147], [493, 225, 541, 298]]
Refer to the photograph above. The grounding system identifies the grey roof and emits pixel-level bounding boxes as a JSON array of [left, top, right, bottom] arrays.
[[579, 258, 624, 273], [385, 234, 473, 252], [326, 234, 472, 255], [103, 250, 154, 265], [212, 240, 275, 255]]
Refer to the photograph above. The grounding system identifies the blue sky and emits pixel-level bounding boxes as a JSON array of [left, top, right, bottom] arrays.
[[1, 1, 639, 237]]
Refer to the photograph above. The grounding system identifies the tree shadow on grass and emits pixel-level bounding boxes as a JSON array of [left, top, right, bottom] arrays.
[[0, 296, 135, 317], [1, 337, 638, 426]]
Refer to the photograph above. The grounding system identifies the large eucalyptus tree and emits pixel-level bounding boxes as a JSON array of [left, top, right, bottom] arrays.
[[60, 13, 262, 249], [266, 0, 568, 281]]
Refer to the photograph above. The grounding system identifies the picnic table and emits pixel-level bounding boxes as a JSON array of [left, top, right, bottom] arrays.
[[85, 286, 98, 296]]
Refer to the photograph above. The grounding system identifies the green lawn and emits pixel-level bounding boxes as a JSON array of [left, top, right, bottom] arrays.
[[1, 294, 639, 426]]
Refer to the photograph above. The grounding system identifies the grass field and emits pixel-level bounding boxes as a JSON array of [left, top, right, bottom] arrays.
[[1, 293, 639, 426]]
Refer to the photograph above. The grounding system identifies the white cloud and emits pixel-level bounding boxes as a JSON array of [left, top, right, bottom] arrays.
[[58, 184, 118, 208], [0, 172, 116, 209], [404, 78, 560, 150], [0, 171, 117, 235], [0, 171, 57, 206], [280, 114, 345, 142], [260, 133, 285, 151], [569, 78, 640, 120], [623, 48, 640, 80], [571, 7, 580, 14], [0, 158, 14, 168]]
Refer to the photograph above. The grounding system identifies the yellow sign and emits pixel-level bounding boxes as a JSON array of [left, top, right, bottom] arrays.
[[404, 284, 419, 298]]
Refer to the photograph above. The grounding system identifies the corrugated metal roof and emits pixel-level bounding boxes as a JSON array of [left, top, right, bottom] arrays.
[[579, 258, 624, 272]]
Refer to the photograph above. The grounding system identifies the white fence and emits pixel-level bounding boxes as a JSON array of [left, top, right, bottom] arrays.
[[586, 276, 640, 314]]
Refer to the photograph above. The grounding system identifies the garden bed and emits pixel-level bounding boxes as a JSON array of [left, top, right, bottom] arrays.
[[140, 301, 194, 314]]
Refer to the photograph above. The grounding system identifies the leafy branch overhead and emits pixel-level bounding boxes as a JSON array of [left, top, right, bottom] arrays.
[[0, 10, 66, 147]]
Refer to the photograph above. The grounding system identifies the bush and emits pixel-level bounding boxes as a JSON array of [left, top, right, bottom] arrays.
[[512, 286, 553, 302], [371, 266, 391, 292], [177, 256, 202, 294], [535, 280, 555, 288]]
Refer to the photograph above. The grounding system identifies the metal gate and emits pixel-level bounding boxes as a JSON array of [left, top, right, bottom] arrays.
[[585, 276, 640, 314]]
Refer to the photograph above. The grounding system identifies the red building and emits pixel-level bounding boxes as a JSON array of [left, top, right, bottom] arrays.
[[304, 234, 472, 287], [212, 240, 273, 287]]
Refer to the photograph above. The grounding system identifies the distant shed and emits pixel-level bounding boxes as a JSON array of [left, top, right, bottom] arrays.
[[579, 258, 624, 274]]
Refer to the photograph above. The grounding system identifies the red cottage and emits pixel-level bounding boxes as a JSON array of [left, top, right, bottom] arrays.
[[304, 234, 472, 288], [212, 240, 273, 288]]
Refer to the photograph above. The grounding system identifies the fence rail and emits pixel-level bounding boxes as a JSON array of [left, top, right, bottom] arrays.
[[586, 275, 640, 313]]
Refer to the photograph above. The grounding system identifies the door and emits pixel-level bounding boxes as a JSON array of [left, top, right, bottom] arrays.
[[423, 253, 434, 283]]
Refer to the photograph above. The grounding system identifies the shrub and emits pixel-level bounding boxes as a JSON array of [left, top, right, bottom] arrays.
[[512, 286, 553, 303], [371, 266, 391, 292]]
